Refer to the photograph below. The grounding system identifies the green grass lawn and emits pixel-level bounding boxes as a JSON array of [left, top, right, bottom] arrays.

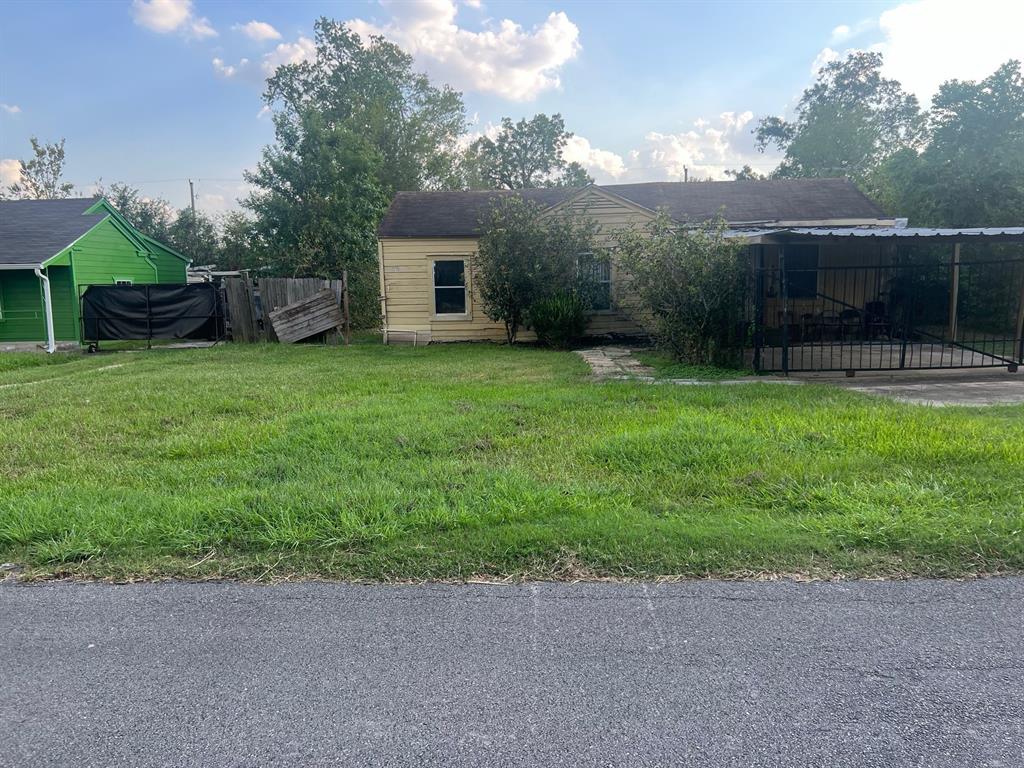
[[1, 343, 1022, 581], [633, 348, 754, 380]]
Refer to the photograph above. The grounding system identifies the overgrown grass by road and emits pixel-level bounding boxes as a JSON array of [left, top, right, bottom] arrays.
[[1, 343, 1022, 581]]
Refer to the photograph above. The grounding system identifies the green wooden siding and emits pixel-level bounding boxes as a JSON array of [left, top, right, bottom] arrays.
[[1, 213, 189, 344], [64, 218, 160, 288], [0, 270, 46, 342]]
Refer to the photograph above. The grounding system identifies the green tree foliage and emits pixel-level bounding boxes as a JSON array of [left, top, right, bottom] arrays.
[[95, 181, 175, 243], [168, 207, 219, 265], [463, 114, 595, 189], [5, 137, 75, 199], [878, 60, 1024, 225], [724, 165, 767, 181], [244, 111, 387, 325], [216, 211, 264, 272], [475, 196, 602, 343], [615, 212, 748, 365], [263, 17, 466, 193], [755, 52, 924, 185]]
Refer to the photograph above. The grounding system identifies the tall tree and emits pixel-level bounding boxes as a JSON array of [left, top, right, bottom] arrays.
[[463, 114, 595, 189], [879, 60, 1024, 225], [244, 110, 387, 323], [755, 52, 924, 187], [216, 211, 263, 272], [263, 17, 466, 193], [168, 207, 219, 265], [95, 181, 174, 243], [6, 137, 74, 199]]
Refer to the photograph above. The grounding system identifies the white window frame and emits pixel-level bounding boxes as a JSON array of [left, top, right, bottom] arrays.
[[429, 256, 472, 320], [577, 252, 614, 314]]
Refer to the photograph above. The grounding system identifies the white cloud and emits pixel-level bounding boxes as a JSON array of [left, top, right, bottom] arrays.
[[260, 36, 316, 75], [813, 1, 1023, 105], [213, 35, 315, 81], [132, 0, 216, 40], [875, 0, 1023, 104], [562, 135, 626, 181], [618, 111, 778, 182], [462, 0, 482, 8], [1, 103, 22, 115], [212, 57, 246, 78], [348, 0, 580, 101], [810, 47, 840, 75], [830, 24, 851, 43], [0, 158, 21, 187], [234, 20, 281, 42]]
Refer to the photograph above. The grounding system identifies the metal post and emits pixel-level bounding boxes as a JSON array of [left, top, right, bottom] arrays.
[[146, 284, 152, 349], [342, 270, 351, 346], [753, 245, 765, 372], [947, 242, 960, 342], [1015, 261, 1024, 368], [899, 258, 918, 370], [779, 245, 789, 375]]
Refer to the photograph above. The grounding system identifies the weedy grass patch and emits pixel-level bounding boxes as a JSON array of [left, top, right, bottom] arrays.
[[1, 343, 1021, 580]]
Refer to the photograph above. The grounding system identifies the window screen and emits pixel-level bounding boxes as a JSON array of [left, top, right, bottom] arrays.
[[592, 261, 611, 311], [433, 259, 466, 315], [783, 245, 818, 299]]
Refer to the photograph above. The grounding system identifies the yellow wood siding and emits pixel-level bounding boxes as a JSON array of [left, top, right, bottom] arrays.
[[379, 189, 655, 342]]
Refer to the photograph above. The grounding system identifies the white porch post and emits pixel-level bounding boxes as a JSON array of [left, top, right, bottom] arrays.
[[33, 267, 56, 354]]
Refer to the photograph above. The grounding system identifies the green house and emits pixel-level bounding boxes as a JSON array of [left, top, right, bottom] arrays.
[[0, 197, 188, 351]]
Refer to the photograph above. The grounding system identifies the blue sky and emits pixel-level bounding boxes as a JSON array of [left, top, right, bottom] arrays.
[[1, 0, 1020, 213]]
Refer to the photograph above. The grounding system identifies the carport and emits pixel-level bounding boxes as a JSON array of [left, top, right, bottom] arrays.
[[744, 227, 1024, 374]]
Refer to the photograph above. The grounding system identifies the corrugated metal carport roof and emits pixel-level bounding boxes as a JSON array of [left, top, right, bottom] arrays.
[[728, 226, 1024, 243]]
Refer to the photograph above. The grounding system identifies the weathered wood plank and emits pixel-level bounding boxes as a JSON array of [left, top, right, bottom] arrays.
[[267, 289, 344, 343]]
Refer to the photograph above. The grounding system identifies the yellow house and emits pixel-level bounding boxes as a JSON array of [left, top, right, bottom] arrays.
[[376, 179, 896, 345]]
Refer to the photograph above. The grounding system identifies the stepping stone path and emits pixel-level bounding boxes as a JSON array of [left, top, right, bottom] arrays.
[[575, 346, 655, 380], [575, 345, 802, 387]]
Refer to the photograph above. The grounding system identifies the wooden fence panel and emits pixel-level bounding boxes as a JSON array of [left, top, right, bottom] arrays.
[[223, 275, 349, 344], [223, 277, 260, 343]]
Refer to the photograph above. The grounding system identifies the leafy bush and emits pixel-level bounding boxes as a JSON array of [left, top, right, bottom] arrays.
[[528, 292, 589, 348], [615, 212, 748, 365], [475, 196, 602, 343]]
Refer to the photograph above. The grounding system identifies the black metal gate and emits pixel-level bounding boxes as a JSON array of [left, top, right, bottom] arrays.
[[81, 283, 226, 347], [751, 256, 1024, 374]]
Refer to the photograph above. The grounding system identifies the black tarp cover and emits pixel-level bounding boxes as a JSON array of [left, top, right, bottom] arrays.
[[81, 284, 224, 341]]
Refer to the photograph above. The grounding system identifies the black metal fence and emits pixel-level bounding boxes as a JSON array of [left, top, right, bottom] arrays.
[[751, 256, 1024, 374], [81, 283, 226, 347]]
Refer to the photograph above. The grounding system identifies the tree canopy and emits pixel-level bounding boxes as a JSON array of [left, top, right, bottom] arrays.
[[263, 17, 466, 194], [755, 52, 924, 185], [463, 114, 594, 189], [5, 138, 75, 199]]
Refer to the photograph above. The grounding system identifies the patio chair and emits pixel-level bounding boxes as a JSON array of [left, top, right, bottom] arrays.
[[863, 301, 890, 340], [839, 308, 862, 341], [817, 311, 842, 341]]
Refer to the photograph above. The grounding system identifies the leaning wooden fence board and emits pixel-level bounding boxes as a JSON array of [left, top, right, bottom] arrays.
[[267, 289, 345, 343], [222, 273, 350, 344]]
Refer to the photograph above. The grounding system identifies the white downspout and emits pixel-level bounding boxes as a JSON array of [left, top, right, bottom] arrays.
[[34, 267, 57, 354]]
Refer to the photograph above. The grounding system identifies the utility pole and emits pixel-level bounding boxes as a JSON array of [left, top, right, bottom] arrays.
[[683, 166, 689, 183], [188, 179, 197, 264]]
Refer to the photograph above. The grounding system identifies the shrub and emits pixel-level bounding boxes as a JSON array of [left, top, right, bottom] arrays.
[[615, 212, 748, 365], [528, 292, 589, 348], [475, 196, 602, 343]]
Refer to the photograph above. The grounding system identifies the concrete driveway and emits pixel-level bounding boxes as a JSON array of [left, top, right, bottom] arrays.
[[811, 368, 1024, 406], [3, 579, 1023, 767]]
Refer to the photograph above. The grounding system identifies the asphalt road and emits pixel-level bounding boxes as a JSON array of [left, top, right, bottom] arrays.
[[2, 580, 1022, 768]]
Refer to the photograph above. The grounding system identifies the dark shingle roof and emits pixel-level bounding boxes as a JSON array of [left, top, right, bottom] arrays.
[[0, 197, 106, 267], [377, 188, 572, 238], [377, 178, 888, 237]]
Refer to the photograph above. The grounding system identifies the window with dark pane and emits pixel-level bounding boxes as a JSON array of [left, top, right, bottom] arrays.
[[433, 259, 466, 314], [592, 261, 611, 310], [784, 245, 819, 299]]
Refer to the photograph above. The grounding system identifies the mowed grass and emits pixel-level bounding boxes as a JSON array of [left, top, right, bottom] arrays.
[[1, 343, 1022, 581]]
